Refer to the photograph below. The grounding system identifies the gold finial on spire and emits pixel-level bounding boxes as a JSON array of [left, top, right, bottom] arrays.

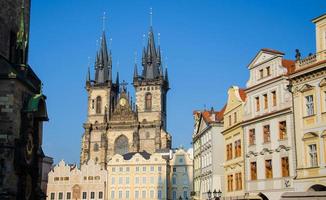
[[149, 7, 153, 26], [102, 11, 107, 31]]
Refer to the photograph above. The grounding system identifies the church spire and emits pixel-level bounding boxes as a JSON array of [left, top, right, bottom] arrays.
[[94, 31, 112, 84], [141, 23, 161, 79]]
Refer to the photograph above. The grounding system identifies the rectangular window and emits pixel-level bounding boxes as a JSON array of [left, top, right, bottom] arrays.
[[272, 91, 277, 106], [142, 177, 146, 184], [227, 174, 233, 192], [250, 162, 257, 180], [256, 97, 260, 111], [229, 115, 232, 126], [119, 177, 123, 184], [263, 94, 268, 109], [126, 177, 130, 184], [265, 159, 273, 179], [111, 191, 115, 199], [266, 66, 271, 76], [126, 190, 130, 199], [309, 144, 318, 167], [183, 191, 188, 199], [142, 190, 146, 198], [136, 166, 139, 172], [99, 192, 103, 199], [150, 190, 154, 198], [126, 167, 130, 172], [143, 166, 146, 172], [150, 176, 154, 184], [158, 166, 162, 172], [259, 69, 264, 79], [119, 190, 122, 199], [226, 143, 233, 160], [263, 125, 271, 143], [135, 177, 139, 184], [90, 192, 95, 199], [249, 129, 256, 145], [279, 121, 287, 140], [66, 192, 71, 199], [50, 193, 55, 200], [281, 157, 290, 177], [234, 112, 237, 123], [306, 95, 314, 116], [58, 192, 63, 200], [82, 192, 87, 199], [158, 190, 162, 200], [111, 177, 115, 184], [151, 166, 154, 172], [235, 172, 242, 190], [234, 140, 241, 157]]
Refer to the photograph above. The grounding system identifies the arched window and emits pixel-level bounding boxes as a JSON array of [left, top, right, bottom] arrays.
[[145, 93, 152, 111], [96, 96, 102, 114], [114, 135, 129, 155]]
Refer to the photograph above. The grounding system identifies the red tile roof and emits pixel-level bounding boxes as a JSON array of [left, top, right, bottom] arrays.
[[282, 59, 295, 75], [238, 88, 247, 102], [193, 105, 226, 123]]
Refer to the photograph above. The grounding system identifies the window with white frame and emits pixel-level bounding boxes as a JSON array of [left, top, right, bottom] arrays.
[[305, 95, 314, 116], [309, 144, 318, 167], [111, 191, 115, 199], [126, 190, 130, 199]]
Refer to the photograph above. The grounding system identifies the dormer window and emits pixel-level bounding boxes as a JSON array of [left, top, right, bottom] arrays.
[[259, 69, 264, 79], [266, 66, 271, 76]]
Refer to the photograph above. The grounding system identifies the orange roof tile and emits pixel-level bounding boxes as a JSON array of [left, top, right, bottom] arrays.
[[238, 88, 247, 102], [282, 59, 295, 75]]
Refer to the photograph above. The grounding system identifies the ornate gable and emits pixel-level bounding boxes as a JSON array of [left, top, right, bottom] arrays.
[[298, 84, 314, 93], [110, 88, 137, 122]]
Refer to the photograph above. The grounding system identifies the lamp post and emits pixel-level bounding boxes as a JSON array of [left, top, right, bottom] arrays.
[[207, 189, 222, 200]]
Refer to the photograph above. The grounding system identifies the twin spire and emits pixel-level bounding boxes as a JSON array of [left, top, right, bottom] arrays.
[[94, 31, 112, 84], [88, 10, 169, 86]]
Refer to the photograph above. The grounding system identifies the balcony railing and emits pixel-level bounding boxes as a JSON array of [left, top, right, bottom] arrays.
[[296, 49, 326, 68]]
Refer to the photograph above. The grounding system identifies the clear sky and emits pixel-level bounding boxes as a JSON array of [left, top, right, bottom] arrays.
[[28, 0, 326, 164]]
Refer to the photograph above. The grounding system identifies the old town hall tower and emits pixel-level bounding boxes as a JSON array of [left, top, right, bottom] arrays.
[[80, 25, 171, 168]]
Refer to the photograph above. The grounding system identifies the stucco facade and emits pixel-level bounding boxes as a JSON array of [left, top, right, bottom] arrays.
[[243, 49, 296, 200], [192, 109, 225, 200], [168, 148, 193, 200], [222, 86, 246, 199], [289, 13, 326, 192]]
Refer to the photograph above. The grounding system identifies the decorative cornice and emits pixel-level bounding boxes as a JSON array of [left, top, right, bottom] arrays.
[[275, 145, 291, 152], [260, 148, 273, 155]]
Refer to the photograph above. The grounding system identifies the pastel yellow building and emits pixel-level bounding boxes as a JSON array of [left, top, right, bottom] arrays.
[[222, 86, 246, 198], [289, 13, 326, 192], [107, 152, 168, 200]]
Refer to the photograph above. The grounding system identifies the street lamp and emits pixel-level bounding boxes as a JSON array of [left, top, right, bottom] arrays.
[[207, 189, 222, 200], [179, 196, 183, 200]]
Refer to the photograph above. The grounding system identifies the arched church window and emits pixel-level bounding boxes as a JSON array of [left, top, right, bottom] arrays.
[[114, 135, 129, 155], [96, 96, 102, 114], [145, 93, 152, 111]]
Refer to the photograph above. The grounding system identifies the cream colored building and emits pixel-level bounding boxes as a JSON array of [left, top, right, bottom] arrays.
[[289, 13, 326, 192], [107, 152, 168, 200], [169, 148, 193, 200], [222, 86, 246, 199], [243, 48, 296, 200], [47, 160, 108, 200], [192, 108, 225, 200]]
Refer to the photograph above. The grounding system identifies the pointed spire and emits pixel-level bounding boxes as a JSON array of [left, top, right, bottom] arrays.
[[87, 57, 91, 83], [134, 64, 138, 79], [165, 67, 169, 82], [116, 72, 119, 85], [95, 31, 111, 83]]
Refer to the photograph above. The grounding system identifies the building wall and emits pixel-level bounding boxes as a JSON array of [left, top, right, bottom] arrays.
[[243, 50, 296, 200], [222, 86, 245, 198], [107, 153, 168, 200], [0, 0, 30, 61], [169, 148, 193, 200], [47, 160, 107, 200]]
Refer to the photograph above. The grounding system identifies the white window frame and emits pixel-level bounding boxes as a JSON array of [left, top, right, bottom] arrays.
[[305, 95, 314, 116]]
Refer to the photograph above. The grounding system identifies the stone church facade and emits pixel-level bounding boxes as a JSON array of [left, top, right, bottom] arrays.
[[80, 25, 172, 168]]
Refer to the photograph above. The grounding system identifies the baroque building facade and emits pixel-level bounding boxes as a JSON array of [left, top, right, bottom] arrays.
[[243, 48, 296, 200], [0, 0, 49, 200], [289, 13, 326, 193], [80, 26, 171, 168], [222, 86, 246, 199], [192, 108, 225, 200]]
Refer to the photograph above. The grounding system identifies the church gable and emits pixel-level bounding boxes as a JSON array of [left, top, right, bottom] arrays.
[[248, 48, 284, 69], [110, 88, 137, 122]]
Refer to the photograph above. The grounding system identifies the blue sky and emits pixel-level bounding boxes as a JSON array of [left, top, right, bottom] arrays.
[[29, 0, 326, 164]]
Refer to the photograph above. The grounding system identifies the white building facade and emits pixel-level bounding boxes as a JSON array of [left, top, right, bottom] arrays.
[[243, 49, 296, 200], [192, 109, 225, 200]]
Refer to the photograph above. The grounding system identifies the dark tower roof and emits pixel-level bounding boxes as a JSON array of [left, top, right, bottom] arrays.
[[141, 26, 162, 80], [94, 31, 112, 84]]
